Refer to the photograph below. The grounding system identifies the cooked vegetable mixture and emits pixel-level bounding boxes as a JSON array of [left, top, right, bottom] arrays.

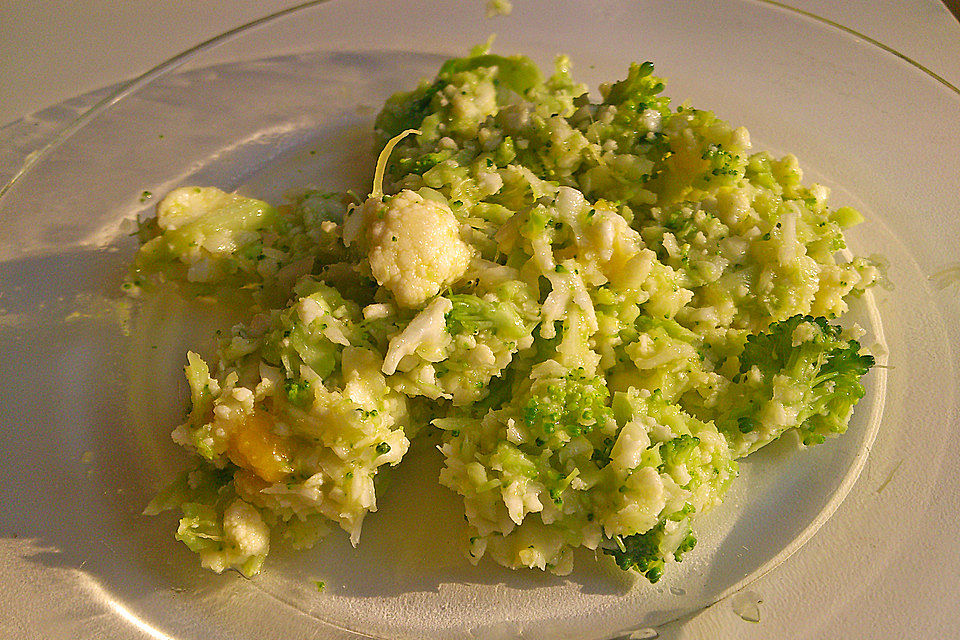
[[132, 48, 876, 582]]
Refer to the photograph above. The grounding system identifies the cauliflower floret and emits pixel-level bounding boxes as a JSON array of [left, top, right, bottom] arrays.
[[223, 499, 270, 556], [200, 498, 270, 576], [347, 190, 474, 308]]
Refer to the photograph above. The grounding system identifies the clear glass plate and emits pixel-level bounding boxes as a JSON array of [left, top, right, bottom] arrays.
[[1, 1, 958, 638]]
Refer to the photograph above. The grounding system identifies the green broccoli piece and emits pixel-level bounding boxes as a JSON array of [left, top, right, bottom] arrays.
[[606, 520, 698, 583], [390, 282, 538, 406], [701, 143, 743, 178], [573, 62, 671, 205], [374, 78, 447, 140], [445, 293, 527, 341], [254, 280, 360, 379], [522, 367, 613, 438], [396, 150, 452, 176], [284, 379, 312, 406], [658, 434, 701, 481], [600, 61, 662, 108], [717, 315, 875, 457], [144, 466, 238, 555], [438, 53, 543, 97], [128, 186, 351, 311]]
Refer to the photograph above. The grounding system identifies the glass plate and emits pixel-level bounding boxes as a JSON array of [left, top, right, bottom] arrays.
[[1, 1, 957, 638]]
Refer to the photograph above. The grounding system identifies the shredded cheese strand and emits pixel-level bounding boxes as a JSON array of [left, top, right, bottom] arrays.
[[371, 129, 421, 199]]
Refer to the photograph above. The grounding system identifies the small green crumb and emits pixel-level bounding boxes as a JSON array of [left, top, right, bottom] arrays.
[[314, 580, 326, 592], [485, 0, 513, 17]]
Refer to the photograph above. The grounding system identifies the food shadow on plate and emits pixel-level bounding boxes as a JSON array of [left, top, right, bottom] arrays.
[[256, 434, 637, 602], [0, 244, 249, 606], [693, 419, 875, 596]]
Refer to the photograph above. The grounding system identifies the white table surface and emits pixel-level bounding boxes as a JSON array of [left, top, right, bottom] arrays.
[[1, 2, 958, 639]]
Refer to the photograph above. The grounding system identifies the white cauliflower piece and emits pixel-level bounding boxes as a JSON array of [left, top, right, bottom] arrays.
[[346, 190, 473, 308], [222, 499, 270, 556], [200, 498, 270, 576], [156, 186, 234, 231], [382, 296, 453, 376]]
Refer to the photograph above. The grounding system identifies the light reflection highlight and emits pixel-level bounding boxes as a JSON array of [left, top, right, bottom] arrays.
[[80, 573, 176, 640]]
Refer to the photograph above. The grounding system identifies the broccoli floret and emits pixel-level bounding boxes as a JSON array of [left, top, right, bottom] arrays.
[[385, 282, 538, 406], [284, 379, 311, 407], [374, 78, 446, 141], [436, 361, 619, 575], [606, 520, 697, 583], [252, 279, 361, 379], [700, 143, 743, 180], [609, 522, 666, 581], [378, 52, 543, 142], [573, 62, 671, 205], [396, 150, 452, 176], [716, 315, 875, 457], [600, 61, 663, 109], [445, 293, 527, 341], [144, 465, 271, 578], [658, 434, 701, 481], [522, 367, 612, 438]]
